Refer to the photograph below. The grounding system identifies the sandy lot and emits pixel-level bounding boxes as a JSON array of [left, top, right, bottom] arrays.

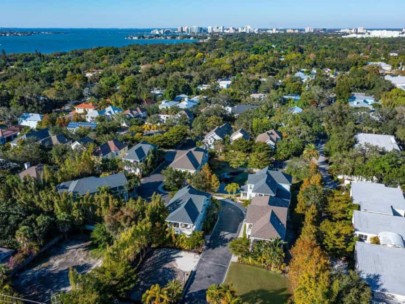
[[14, 234, 101, 302], [130, 248, 200, 301]]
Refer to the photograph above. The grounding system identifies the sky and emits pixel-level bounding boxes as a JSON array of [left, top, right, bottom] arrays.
[[1, 0, 405, 29]]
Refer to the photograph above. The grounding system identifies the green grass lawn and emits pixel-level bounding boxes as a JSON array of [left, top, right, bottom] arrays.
[[225, 262, 291, 304]]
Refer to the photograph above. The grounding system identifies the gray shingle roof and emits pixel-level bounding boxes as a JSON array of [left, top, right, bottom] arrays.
[[356, 242, 405, 297], [228, 104, 259, 115], [57, 173, 128, 196], [354, 210, 405, 241], [355, 133, 400, 152], [169, 148, 208, 172], [246, 196, 290, 240], [166, 185, 211, 225], [351, 182, 405, 216], [246, 167, 292, 196], [95, 139, 127, 157], [123, 142, 156, 162], [205, 123, 232, 141]]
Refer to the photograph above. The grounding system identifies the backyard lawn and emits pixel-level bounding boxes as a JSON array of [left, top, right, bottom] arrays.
[[225, 263, 291, 304]]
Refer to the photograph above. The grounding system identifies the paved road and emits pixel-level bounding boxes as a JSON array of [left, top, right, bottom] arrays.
[[183, 200, 245, 303], [137, 161, 169, 202], [316, 141, 338, 190]]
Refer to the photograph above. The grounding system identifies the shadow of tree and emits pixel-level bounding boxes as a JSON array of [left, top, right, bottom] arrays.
[[240, 288, 291, 304]]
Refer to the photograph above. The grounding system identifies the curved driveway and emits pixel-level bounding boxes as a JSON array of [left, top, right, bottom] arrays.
[[183, 200, 245, 303]]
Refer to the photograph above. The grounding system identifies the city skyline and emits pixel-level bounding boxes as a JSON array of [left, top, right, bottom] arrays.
[[1, 0, 405, 29]]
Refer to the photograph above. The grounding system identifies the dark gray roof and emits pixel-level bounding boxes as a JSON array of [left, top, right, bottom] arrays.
[[166, 185, 211, 225], [246, 167, 292, 196], [0, 247, 14, 263], [95, 140, 127, 157], [205, 123, 232, 140], [57, 173, 128, 196], [169, 148, 208, 172], [123, 142, 156, 162]]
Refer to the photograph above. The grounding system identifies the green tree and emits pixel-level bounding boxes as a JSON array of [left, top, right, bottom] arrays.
[[225, 183, 240, 195]]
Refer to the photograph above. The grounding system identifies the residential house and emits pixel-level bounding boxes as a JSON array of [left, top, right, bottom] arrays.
[[255, 129, 282, 148], [241, 167, 292, 200], [159, 100, 179, 110], [124, 107, 148, 119], [10, 128, 50, 147], [350, 181, 405, 216], [348, 93, 376, 109], [288, 106, 303, 114], [203, 123, 233, 149], [351, 181, 405, 303], [283, 94, 301, 102], [57, 173, 128, 199], [86, 106, 123, 122], [74, 102, 96, 114], [122, 142, 156, 175], [353, 210, 405, 246], [94, 140, 128, 159], [385, 75, 405, 91], [101, 106, 123, 118], [10, 129, 69, 148], [178, 97, 199, 109], [368, 62, 392, 72], [197, 84, 210, 91], [169, 147, 208, 174], [294, 71, 311, 82], [245, 195, 290, 242], [225, 104, 259, 116], [39, 134, 70, 148], [355, 243, 405, 303], [0, 126, 21, 145], [218, 79, 232, 89], [166, 185, 212, 236], [18, 164, 45, 181], [18, 113, 43, 129], [355, 133, 400, 152], [67, 122, 97, 133], [71, 136, 94, 150], [230, 129, 250, 143], [250, 93, 267, 101]]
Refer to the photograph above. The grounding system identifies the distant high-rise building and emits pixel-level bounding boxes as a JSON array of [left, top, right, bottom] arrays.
[[305, 27, 314, 33]]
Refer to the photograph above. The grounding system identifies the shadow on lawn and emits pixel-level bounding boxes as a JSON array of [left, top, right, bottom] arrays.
[[241, 288, 291, 304]]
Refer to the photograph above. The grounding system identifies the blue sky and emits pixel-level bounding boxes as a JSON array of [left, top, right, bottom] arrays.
[[1, 0, 404, 28]]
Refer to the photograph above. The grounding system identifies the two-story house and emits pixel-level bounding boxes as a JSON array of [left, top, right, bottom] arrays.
[[166, 185, 212, 236], [122, 142, 156, 175], [203, 123, 232, 149], [169, 147, 208, 174]]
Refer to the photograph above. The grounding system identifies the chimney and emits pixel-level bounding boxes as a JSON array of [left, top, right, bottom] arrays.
[[24, 162, 31, 170]]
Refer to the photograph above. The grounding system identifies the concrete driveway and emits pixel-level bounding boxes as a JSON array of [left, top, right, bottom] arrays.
[[183, 200, 245, 303]]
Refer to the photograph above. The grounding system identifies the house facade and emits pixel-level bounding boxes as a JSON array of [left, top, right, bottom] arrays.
[[122, 142, 156, 175], [166, 185, 212, 236], [203, 123, 232, 149]]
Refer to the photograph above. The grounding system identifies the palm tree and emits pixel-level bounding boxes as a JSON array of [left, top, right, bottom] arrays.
[[165, 280, 183, 303], [207, 284, 241, 304], [303, 143, 319, 161], [142, 284, 170, 304]]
